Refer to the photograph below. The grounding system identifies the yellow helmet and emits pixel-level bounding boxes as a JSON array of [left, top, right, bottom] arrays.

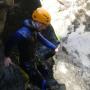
[[32, 7, 51, 26]]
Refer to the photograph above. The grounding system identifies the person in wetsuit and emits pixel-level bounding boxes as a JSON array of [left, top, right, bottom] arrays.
[[3, 7, 58, 89]]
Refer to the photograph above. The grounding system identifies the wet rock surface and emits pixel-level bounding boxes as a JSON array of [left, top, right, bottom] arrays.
[[43, 0, 90, 90]]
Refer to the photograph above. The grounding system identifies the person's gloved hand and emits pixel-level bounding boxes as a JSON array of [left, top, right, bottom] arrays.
[[55, 47, 59, 53], [45, 43, 60, 59]]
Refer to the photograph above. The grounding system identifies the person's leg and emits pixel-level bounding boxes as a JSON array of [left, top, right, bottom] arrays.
[[19, 60, 45, 89], [17, 37, 45, 88]]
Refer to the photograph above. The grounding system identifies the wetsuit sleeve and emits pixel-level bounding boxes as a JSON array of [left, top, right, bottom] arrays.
[[37, 32, 56, 49]]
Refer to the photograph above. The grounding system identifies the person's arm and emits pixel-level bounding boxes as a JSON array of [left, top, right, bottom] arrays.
[[37, 32, 57, 50], [4, 39, 14, 67], [37, 32, 59, 59], [4, 34, 17, 66]]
